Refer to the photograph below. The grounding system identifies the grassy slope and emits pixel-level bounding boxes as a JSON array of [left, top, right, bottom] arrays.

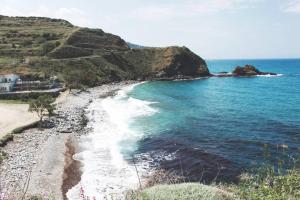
[[231, 167, 300, 200], [0, 16, 74, 59], [128, 166, 300, 200], [128, 183, 234, 200], [0, 15, 132, 81]]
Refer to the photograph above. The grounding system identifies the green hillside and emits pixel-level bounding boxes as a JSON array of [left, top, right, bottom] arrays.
[[0, 15, 209, 86]]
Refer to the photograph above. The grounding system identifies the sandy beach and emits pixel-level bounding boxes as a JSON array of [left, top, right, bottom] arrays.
[[0, 103, 38, 139], [0, 82, 134, 200]]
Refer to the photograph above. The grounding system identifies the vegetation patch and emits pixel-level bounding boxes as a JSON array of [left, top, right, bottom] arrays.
[[0, 149, 8, 164], [0, 134, 13, 147], [230, 166, 300, 200], [28, 94, 55, 123], [127, 183, 234, 200], [11, 121, 39, 134]]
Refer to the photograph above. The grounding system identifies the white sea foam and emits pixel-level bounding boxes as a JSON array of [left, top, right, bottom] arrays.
[[256, 73, 283, 77], [67, 83, 157, 200]]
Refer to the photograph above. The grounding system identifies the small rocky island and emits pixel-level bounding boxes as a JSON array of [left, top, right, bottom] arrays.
[[215, 65, 277, 77]]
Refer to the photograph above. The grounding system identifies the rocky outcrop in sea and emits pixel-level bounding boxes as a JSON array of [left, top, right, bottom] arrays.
[[214, 65, 277, 77]]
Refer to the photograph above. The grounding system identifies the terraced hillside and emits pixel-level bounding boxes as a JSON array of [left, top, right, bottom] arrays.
[[0, 15, 209, 86]]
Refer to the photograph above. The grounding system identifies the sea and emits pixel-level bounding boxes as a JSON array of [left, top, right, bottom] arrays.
[[67, 59, 300, 199]]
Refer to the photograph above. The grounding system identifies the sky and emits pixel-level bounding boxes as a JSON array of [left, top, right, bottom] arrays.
[[0, 0, 300, 59]]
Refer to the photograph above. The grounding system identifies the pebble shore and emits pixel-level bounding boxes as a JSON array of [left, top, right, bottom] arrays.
[[0, 82, 131, 200]]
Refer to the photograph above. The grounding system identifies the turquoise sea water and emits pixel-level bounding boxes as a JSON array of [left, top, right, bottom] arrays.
[[125, 59, 300, 182]]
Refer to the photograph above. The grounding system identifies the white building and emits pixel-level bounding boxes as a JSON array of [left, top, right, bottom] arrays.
[[0, 74, 20, 92]]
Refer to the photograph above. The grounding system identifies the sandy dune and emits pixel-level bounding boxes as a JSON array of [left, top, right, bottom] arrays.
[[0, 103, 38, 138]]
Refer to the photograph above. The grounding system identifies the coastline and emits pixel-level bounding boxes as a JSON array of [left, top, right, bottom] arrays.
[[0, 81, 136, 200], [66, 81, 149, 200]]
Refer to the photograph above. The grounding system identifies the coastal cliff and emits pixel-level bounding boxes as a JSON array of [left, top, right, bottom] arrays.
[[0, 15, 209, 85]]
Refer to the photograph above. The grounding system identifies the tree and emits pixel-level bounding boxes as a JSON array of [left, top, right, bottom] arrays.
[[62, 68, 96, 93], [46, 103, 56, 120], [28, 95, 55, 123], [63, 70, 82, 93]]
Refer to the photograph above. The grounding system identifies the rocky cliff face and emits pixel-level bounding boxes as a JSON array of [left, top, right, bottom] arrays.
[[114, 46, 209, 80], [0, 15, 209, 85]]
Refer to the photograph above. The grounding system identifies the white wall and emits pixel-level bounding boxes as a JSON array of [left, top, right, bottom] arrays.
[[0, 82, 14, 92], [0, 74, 20, 92], [0, 74, 20, 83]]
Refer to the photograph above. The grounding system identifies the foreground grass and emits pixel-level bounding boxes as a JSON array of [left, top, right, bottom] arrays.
[[231, 167, 300, 200], [127, 183, 234, 200], [127, 163, 300, 200]]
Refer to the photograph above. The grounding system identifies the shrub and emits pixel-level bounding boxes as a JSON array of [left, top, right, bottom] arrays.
[[234, 167, 300, 200], [0, 149, 8, 164], [28, 195, 43, 200], [41, 42, 56, 55], [232, 145, 300, 200], [21, 40, 33, 47], [127, 183, 234, 200], [0, 134, 14, 147], [55, 40, 61, 47], [11, 121, 39, 134]]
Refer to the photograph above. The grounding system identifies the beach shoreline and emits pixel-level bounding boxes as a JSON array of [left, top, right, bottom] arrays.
[[66, 82, 151, 200], [0, 81, 136, 200]]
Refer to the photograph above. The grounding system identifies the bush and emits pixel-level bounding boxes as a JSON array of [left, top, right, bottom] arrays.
[[232, 145, 300, 200], [11, 121, 39, 134], [41, 42, 56, 55], [28, 195, 43, 200], [0, 134, 13, 147], [234, 167, 300, 200], [55, 40, 61, 47], [0, 149, 8, 164], [21, 40, 33, 47], [127, 183, 234, 200]]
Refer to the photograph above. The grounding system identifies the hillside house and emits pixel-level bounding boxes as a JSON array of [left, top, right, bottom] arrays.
[[0, 74, 20, 92]]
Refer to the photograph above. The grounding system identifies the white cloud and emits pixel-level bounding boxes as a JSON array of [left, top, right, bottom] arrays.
[[131, 0, 262, 21], [55, 8, 91, 27], [31, 6, 91, 27], [0, 6, 23, 16], [0, 5, 91, 27], [284, 0, 300, 13]]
